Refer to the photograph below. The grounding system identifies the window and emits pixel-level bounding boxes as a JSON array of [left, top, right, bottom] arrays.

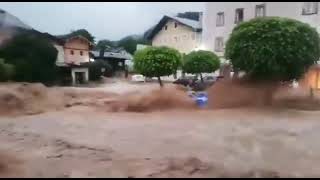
[[235, 8, 244, 24], [302, 2, 318, 15], [174, 36, 178, 42], [164, 25, 168, 30], [80, 51, 83, 56], [174, 22, 178, 28], [255, 4, 266, 17], [70, 50, 74, 55], [216, 12, 225, 26], [183, 34, 188, 40], [215, 37, 224, 52]]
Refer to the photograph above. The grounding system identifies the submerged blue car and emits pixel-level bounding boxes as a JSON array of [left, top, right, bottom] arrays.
[[188, 91, 208, 108]]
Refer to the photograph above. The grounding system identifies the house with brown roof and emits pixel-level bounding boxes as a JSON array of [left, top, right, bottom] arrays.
[[145, 12, 203, 54], [53, 35, 94, 85], [0, 8, 95, 85]]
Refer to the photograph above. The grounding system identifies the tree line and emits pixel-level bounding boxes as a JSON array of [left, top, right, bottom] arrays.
[[1, 17, 319, 88], [0, 28, 150, 84], [133, 17, 320, 87]]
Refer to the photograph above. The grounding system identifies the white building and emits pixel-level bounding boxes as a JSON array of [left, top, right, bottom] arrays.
[[146, 13, 203, 54], [202, 2, 320, 62]]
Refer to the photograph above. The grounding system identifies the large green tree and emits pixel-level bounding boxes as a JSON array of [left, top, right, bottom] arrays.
[[134, 46, 181, 87], [183, 50, 220, 82], [87, 60, 112, 81], [118, 35, 150, 54], [225, 17, 320, 81], [68, 29, 95, 43], [0, 32, 58, 84], [94, 35, 150, 55], [95, 39, 116, 51], [0, 58, 15, 82]]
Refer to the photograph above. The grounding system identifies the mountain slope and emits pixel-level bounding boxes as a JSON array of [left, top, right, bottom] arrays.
[[0, 9, 32, 30]]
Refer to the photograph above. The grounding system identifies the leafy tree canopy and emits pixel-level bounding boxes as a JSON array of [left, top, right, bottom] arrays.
[[87, 59, 112, 81], [183, 50, 220, 75], [94, 39, 116, 51], [0, 32, 58, 84], [0, 58, 15, 81], [66, 29, 95, 43], [94, 35, 150, 55], [117, 35, 150, 54], [225, 17, 320, 81], [133, 46, 181, 86]]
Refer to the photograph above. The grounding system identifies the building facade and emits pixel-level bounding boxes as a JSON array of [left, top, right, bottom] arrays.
[[202, 2, 320, 62], [54, 35, 93, 85], [146, 14, 202, 54], [0, 8, 95, 85]]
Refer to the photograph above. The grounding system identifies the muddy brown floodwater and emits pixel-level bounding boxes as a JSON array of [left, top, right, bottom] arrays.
[[1, 81, 320, 177]]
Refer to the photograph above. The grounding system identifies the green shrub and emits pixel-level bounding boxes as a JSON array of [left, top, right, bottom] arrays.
[[183, 50, 220, 82], [88, 60, 112, 81], [133, 46, 182, 87], [0, 58, 15, 81], [0, 31, 58, 84], [225, 17, 320, 81]]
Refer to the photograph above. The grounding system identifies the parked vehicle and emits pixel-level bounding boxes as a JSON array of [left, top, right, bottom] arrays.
[[131, 74, 145, 82], [193, 75, 224, 91], [174, 75, 224, 91], [173, 76, 198, 87], [195, 76, 217, 85], [216, 75, 224, 81]]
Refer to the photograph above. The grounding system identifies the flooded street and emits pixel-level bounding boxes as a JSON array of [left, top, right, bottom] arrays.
[[1, 104, 320, 177]]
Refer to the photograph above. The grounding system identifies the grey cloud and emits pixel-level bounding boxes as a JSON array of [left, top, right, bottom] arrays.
[[0, 2, 204, 41]]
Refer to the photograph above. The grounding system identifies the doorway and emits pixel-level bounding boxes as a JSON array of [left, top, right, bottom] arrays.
[[75, 72, 85, 84]]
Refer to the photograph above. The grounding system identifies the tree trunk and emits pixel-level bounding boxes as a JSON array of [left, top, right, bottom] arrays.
[[158, 76, 163, 87], [173, 71, 177, 79], [200, 73, 203, 83], [262, 81, 277, 106], [233, 69, 239, 79], [125, 66, 128, 79]]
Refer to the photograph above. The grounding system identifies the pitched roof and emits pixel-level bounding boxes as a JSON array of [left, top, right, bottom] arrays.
[[146, 14, 202, 40], [64, 35, 94, 46], [91, 50, 133, 60], [177, 12, 202, 21], [168, 16, 202, 29]]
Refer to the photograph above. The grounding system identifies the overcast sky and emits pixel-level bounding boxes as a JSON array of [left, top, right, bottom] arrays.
[[0, 2, 205, 41]]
